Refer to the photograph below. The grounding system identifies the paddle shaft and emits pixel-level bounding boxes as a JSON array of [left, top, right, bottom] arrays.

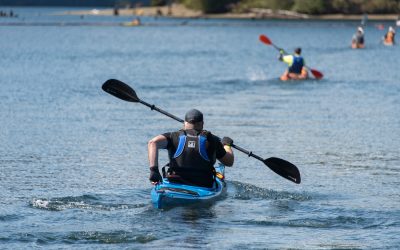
[[138, 99, 184, 123], [270, 42, 281, 51], [231, 143, 264, 161]]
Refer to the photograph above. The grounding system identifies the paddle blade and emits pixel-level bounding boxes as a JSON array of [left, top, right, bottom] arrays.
[[259, 34, 272, 45], [310, 69, 323, 79], [264, 157, 301, 184], [102, 79, 140, 102]]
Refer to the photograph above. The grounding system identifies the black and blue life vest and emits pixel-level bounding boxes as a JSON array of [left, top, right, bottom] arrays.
[[168, 129, 215, 176], [288, 55, 304, 74]]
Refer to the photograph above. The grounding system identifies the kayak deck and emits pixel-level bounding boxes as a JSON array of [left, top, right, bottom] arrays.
[[151, 164, 226, 209]]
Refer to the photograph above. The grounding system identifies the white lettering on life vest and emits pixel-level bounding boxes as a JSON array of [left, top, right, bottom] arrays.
[[188, 141, 196, 148]]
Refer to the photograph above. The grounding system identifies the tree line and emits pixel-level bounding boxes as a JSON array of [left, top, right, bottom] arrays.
[[152, 0, 400, 14]]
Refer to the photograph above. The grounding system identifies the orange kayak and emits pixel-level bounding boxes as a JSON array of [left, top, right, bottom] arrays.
[[351, 43, 365, 49], [280, 68, 309, 81], [383, 41, 394, 46]]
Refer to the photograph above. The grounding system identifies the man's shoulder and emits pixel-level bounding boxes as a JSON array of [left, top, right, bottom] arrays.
[[162, 131, 180, 139], [206, 132, 221, 144], [164, 130, 181, 135], [283, 54, 294, 62]]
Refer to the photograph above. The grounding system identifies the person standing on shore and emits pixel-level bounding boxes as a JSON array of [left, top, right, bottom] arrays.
[[352, 26, 365, 49]]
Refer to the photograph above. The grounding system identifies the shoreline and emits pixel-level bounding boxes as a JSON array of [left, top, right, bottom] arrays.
[[60, 4, 400, 21]]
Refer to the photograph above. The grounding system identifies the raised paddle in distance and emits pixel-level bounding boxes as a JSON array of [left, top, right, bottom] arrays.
[[102, 79, 301, 184], [259, 34, 323, 80]]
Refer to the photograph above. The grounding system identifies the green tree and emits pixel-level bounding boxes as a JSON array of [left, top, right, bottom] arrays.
[[330, 0, 363, 14], [292, 0, 327, 14], [180, 0, 239, 13], [361, 0, 399, 14], [235, 0, 294, 12], [151, 0, 167, 6]]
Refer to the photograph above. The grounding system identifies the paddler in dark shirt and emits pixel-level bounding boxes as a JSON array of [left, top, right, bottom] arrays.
[[148, 109, 234, 188], [352, 26, 365, 48]]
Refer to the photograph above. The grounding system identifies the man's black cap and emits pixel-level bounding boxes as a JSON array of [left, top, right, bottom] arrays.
[[185, 109, 203, 123]]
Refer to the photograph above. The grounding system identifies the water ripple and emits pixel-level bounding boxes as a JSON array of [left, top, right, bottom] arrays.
[[30, 195, 147, 211], [229, 181, 311, 201], [234, 215, 372, 229], [65, 230, 157, 244], [1, 231, 157, 244], [0, 214, 21, 222]]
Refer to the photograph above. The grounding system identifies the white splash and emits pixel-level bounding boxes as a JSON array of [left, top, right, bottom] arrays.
[[247, 67, 268, 81], [32, 199, 50, 209]]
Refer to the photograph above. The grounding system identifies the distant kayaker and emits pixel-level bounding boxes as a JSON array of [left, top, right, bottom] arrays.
[[352, 26, 365, 49], [383, 26, 395, 45], [148, 109, 234, 187], [278, 47, 308, 81]]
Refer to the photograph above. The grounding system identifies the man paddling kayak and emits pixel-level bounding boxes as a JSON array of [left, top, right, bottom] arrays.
[[278, 47, 308, 81], [352, 26, 365, 49], [148, 109, 234, 188]]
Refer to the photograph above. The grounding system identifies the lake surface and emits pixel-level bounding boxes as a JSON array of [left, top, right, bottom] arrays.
[[1, 7, 399, 249]]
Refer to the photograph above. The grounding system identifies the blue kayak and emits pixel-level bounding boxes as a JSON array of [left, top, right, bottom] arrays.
[[151, 164, 227, 209]]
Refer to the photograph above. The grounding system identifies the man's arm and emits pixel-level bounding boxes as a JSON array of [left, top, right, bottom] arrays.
[[218, 137, 234, 167], [219, 145, 234, 167], [282, 54, 293, 66], [148, 134, 168, 167]]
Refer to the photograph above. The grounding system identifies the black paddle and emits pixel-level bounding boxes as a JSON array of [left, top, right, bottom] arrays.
[[102, 79, 301, 184]]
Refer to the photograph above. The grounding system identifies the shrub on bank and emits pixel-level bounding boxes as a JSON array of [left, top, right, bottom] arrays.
[[178, 0, 239, 13]]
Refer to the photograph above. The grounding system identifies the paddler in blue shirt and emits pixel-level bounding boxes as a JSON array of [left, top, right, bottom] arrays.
[[147, 109, 234, 187], [278, 47, 308, 81]]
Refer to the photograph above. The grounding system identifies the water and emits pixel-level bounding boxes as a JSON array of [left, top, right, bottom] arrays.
[[1, 7, 400, 249]]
